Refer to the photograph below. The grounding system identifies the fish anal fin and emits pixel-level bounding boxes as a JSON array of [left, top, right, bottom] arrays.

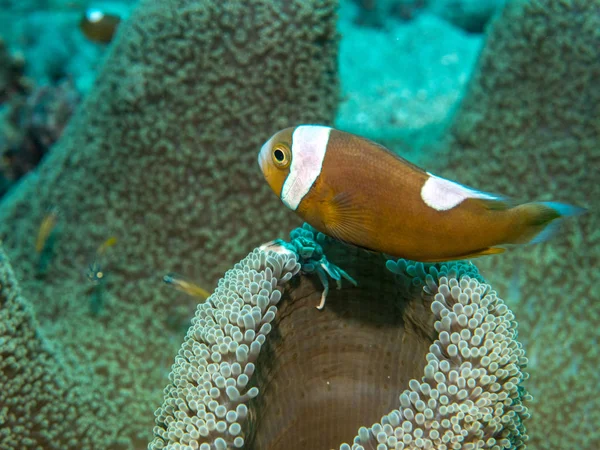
[[419, 247, 506, 263], [461, 247, 506, 259]]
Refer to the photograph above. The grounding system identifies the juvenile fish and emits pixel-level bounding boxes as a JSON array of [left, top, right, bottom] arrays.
[[86, 237, 117, 284], [36, 207, 59, 253], [86, 259, 104, 285], [79, 8, 121, 44], [163, 273, 210, 300], [96, 236, 117, 256]]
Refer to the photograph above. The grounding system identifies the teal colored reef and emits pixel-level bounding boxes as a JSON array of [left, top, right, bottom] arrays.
[[0, 0, 598, 449], [429, 1, 599, 448], [0, 0, 338, 447]]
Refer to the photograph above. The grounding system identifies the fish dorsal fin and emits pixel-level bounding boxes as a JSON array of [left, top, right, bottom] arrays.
[[321, 191, 376, 247]]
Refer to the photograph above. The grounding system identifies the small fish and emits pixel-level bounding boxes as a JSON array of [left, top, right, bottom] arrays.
[[36, 207, 60, 253], [163, 273, 210, 300], [258, 125, 586, 262], [96, 236, 117, 256], [85, 237, 116, 285], [79, 8, 121, 44]]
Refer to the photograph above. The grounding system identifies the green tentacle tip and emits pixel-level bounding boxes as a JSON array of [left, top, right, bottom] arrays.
[[286, 224, 357, 310], [386, 257, 485, 294]]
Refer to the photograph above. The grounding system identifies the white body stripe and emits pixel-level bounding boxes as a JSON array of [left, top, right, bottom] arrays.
[[281, 126, 331, 210], [421, 172, 498, 211]]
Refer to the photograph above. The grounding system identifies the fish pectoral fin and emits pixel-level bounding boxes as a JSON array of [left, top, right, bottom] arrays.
[[320, 191, 375, 245]]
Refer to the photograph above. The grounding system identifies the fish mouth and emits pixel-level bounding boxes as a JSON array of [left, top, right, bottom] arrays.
[[258, 138, 272, 176], [257, 149, 266, 174]]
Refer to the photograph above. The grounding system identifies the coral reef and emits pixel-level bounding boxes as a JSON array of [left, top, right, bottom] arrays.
[[0, 31, 80, 196], [0, 78, 79, 195], [150, 225, 530, 449], [349, 0, 504, 32], [150, 245, 301, 449], [1, 0, 595, 447], [428, 0, 600, 447], [0, 242, 118, 448], [427, 0, 505, 33], [350, 0, 428, 27], [336, 2, 482, 161], [0, 2, 134, 94], [0, 0, 339, 447], [0, 37, 30, 103]]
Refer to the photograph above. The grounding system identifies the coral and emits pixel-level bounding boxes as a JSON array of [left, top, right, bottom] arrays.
[[427, 0, 505, 33], [336, 2, 482, 160], [0, 242, 117, 448], [0, 0, 339, 447], [0, 34, 80, 196], [0, 78, 80, 195], [150, 226, 529, 448], [0, 36, 31, 103], [350, 0, 428, 27], [150, 245, 301, 449], [427, 0, 600, 447]]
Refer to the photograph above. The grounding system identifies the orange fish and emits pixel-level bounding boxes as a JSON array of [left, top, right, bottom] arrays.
[[79, 8, 121, 44], [36, 207, 60, 253], [258, 125, 586, 262]]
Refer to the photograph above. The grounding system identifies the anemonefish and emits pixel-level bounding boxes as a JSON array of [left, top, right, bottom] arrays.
[[79, 8, 121, 44], [258, 125, 585, 262]]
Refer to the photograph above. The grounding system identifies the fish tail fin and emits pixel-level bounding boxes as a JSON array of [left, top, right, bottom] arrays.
[[507, 201, 587, 245]]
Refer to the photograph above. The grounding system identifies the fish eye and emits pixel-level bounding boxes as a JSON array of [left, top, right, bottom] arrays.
[[272, 145, 291, 169]]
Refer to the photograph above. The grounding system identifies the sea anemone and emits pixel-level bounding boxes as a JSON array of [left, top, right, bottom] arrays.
[[150, 225, 530, 449]]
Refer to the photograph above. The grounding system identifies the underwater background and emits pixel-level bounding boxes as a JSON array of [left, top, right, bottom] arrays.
[[0, 0, 597, 449]]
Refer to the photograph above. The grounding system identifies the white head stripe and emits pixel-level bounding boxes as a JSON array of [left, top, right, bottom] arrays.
[[281, 125, 331, 210], [421, 172, 498, 211]]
